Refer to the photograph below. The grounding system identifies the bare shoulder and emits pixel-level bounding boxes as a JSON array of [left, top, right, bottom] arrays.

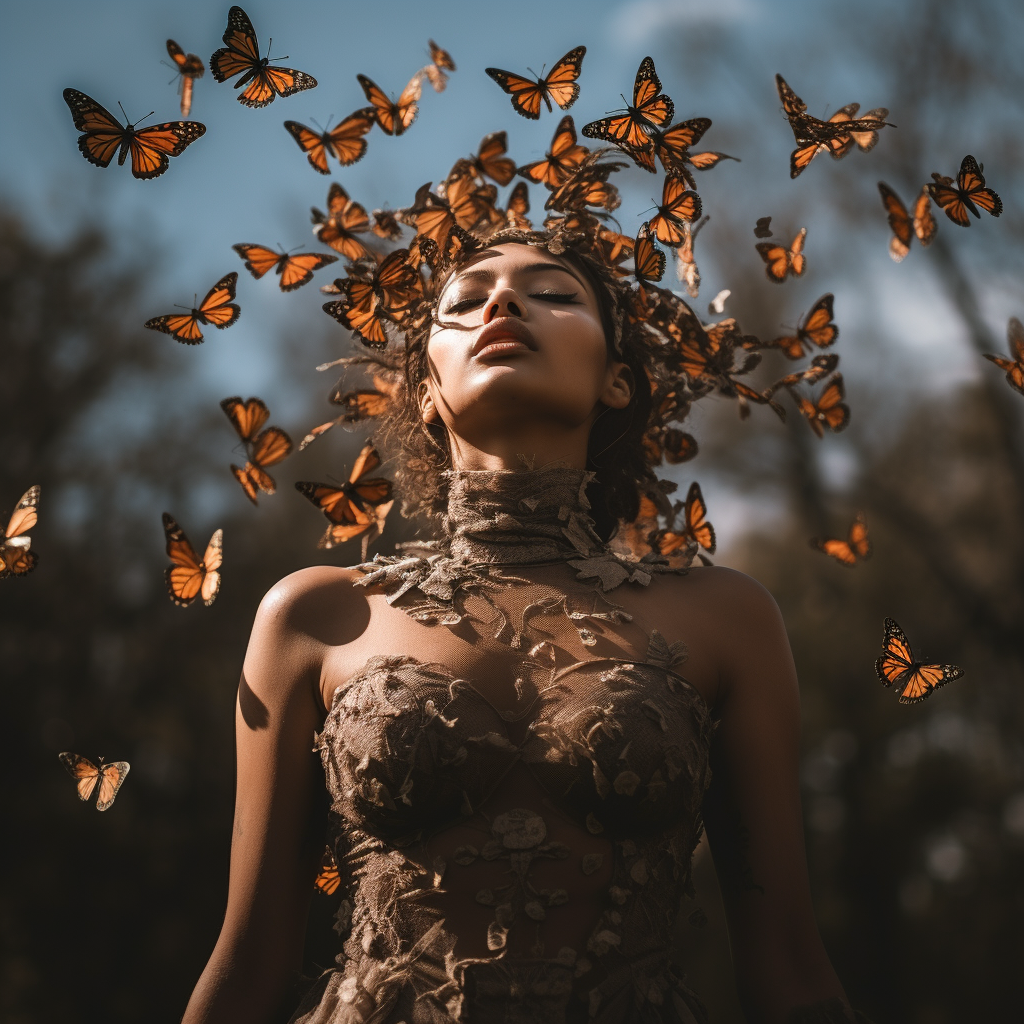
[[659, 564, 781, 619], [256, 564, 366, 632]]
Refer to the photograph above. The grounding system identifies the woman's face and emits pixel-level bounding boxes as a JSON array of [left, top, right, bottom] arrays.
[[422, 243, 630, 464]]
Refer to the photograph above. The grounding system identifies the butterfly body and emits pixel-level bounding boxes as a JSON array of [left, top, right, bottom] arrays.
[[810, 512, 870, 566], [486, 46, 586, 119], [144, 272, 240, 344], [875, 617, 963, 703], [59, 753, 130, 811], [0, 485, 40, 578], [162, 513, 222, 606], [927, 155, 1002, 226], [210, 6, 317, 108], [63, 89, 205, 180]]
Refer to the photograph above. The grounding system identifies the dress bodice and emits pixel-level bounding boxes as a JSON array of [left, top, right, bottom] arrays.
[[292, 468, 715, 1024]]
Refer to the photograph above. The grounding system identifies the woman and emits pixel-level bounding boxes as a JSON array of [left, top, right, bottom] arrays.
[[182, 234, 867, 1024]]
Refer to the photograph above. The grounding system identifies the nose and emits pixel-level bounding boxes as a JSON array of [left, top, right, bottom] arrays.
[[483, 284, 524, 322]]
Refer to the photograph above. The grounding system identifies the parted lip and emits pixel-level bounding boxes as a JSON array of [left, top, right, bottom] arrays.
[[471, 317, 536, 358]]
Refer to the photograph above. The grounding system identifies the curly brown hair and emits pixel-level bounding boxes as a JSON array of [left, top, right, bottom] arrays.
[[375, 235, 659, 541]]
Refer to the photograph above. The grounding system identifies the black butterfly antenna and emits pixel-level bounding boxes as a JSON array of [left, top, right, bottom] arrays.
[[266, 37, 292, 64], [310, 116, 327, 134]]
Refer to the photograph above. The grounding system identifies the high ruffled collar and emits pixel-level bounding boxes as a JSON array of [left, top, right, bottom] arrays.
[[441, 466, 606, 566]]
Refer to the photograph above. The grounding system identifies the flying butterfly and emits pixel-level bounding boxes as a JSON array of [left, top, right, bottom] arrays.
[[321, 498, 393, 556], [233, 244, 337, 291], [632, 223, 666, 315], [582, 56, 674, 151], [789, 102, 889, 178], [63, 88, 205, 180], [647, 175, 702, 246], [144, 272, 240, 345], [765, 352, 840, 398], [518, 115, 589, 188], [505, 182, 532, 230], [0, 485, 40, 579], [221, 397, 293, 504], [811, 513, 871, 567], [371, 208, 403, 241], [756, 227, 806, 283], [650, 481, 716, 564], [429, 39, 456, 72], [299, 387, 389, 450], [468, 131, 517, 186], [485, 45, 586, 120], [625, 118, 713, 179], [58, 753, 130, 812], [878, 182, 937, 262], [544, 153, 624, 214], [284, 108, 375, 174], [315, 846, 342, 895], [771, 293, 838, 360], [927, 155, 1002, 227], [166, 39, 204, 118], [792, 373, 849, 438], [983, 316, 1024, 397], [675, 215, 708, 299], [162, 513, 222, 607], [774, 74, 892, 149], [643, 426, 699, 466], [210, 5, 317, 108], [311, 183, 372, 261], [296, 443, 393, 542], [357, 73, 421, 136], [875, 617, 963, 704]]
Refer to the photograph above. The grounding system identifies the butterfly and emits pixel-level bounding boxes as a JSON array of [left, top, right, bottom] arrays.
[[505, 182, 532, 230], [756, 227, 806, 283], [486, 46, 586, 120], [311, 183, 372, 261], [517, 116, 588, 190], [675, 215, 708, 299], [983, 317, 1024, 396], [371, 209, 402, 241], [623, 118, 713, 179], [166, 39, 204, 118], [582, 56, 674, 152], [0, 485, 40, 579], [765, 352, 840, 398], [357, 73, 420, 135], [63, 89, 205, 180], [877, 182, 937, 262], [162, 513, 222, 607], [58, 753, 130, 812], [789, 102, 889, 178], [408, 174, 499, 247], [927, 155, 1002, 227], [875, 617, 963, 704], [774, 74, 891, 150], [221, 397, 293, 504], [643, 426, 699, 465], [284, 108, 375, 175], [632, 223, 666, 312], [792, 373, 849, 438], [544, 153, 625, 214], [429, 39, 456, 72], [754, 217, 773, 238], [468, 131, 517, 186], [315, 846, 342, 895], [811, 512, 871, 567], [296, 444, 393, 538], [648, 176, 702, 246], [771, 294, 838, 360], [299, 388, 390, 450], [650, 481, 716, 563], [321, 498, 393, 556], [210, 6, 317, 108], [233, 244, 337, 291], [144, 272, 240, 345]]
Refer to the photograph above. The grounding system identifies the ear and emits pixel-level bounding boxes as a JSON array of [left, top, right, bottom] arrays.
[[600, 361, 633, 411], [419, 380, 440, 424]]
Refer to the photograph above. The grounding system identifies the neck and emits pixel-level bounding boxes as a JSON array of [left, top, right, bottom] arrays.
[[446, 426, 590, 472]]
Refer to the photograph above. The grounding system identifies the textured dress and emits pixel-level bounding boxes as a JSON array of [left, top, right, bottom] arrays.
[[291, 467, 717, 1024]]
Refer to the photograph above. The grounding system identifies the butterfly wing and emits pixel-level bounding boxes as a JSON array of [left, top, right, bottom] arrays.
[[196, 272, 241, 329], [633, 225, 666, 289], [928, 177, 972, 227], [429, 40, 456, 71], [799, 294, 838, 349], [485, 67, 547, 120], [957, 154, 1002, 217], [475, 131, 516, 185], [93, 761, 131, 811], [912, 187, 937, 247], [231, 464, 261, 504], [221, 396, 269, 441], [848, 106, 887, 152], [814, 374, 849, 433], [59, 752, 100, 803], [649, 176, 701, 246], [200, 530, 223, 605], [5, 485, 40, 541], [276, 253, 337, 291], [357, 75, 402, 135], [233, 243, 283, 280], [875, 617, 914, 689], [251, 427, 293, 472], [775, 74, 807, 117], [326, 108, 375, 166], [812, 537, 858, 566], [284, 121, 329, 174], [371, 209, 402, 240], [296, 482, 370, 525], [756, 241, 792, 283], [543, 45, 586, 111], [144, 310, 203, 343], [127, 121, 205, 179], [63, 89, 130, 168], [162, 512, 205, 606], [243, 65, 316, 108], [684, 481, 716, 553], [849, 512, 871, 560], [210, 6, 262, 82], [315, 847, 342, 895], [879, 181, 912, 261]]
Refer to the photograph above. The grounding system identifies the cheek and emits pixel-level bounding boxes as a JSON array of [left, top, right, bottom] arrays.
[[546, 308, 608, 370]]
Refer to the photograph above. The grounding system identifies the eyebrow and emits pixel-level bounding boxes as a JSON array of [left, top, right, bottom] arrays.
[[447, 261, 588, 289]]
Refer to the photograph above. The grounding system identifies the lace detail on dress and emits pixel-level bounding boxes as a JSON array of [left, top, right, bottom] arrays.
[[293, 467, 714, 1024]]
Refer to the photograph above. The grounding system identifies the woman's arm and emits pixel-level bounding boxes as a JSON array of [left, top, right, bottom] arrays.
[[699, 569, 849, 1024], [182, 568, 353, 1024]]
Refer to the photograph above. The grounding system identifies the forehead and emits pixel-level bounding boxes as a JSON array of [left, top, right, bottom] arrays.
[[440, 243, 594, 295]]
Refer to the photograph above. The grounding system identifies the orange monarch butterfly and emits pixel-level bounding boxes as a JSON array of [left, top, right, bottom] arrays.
[[765, 352, 840, 398], [233, 244, 337, 291], [774, 74, 892, 148], [297, 443, 393, 534], [875, 617, 963, 704], [162, 513, 222, 607], [756, 227, 806, 283], [63, 89, 205, 180], [622, 118, 713, 180], [544, 153, 624, 214], [788, 102, 889, 178], [357, 73, 421, 136], [810, 512, 871, 567], [643, 426, 698, 466], [754, 217, 772, 238], [210, 5, 317, 108], [518, 115, 589, 188], [299, 388, 389, 450], [144, 272, 240, 345], [675, 215, 708, 299], [311, 183, 372, 261], [632, 223, 665, 311], [650, 481, 716, 564], [468, 131, 517, 186], [221, 397, 293, 504], [878, 182, 937, 262], [429, 40, 456, 72], [284, 108, 375, 175], [406, 176, 498, 248], [648, 176, 702, 246], [771, 294, 838, 360], [315, 846, 342, 895], [582, 56, 674, 152], [504, 182, 532, 230], [927, 155, 1002, 227], [486, 46, 586, 120], [321, 498, 393, 556], [792, 373, 849, 438], [58, 753, 130, 812], [371, 208, 402, 241], [983, 316, 1024, 397], [166, 39, 204, 118], [0, 485, 40, 579]]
